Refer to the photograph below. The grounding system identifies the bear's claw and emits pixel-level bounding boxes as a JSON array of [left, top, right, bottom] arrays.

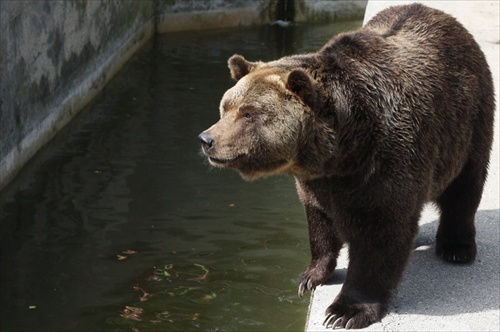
[[298, 278, 314, 298], [323, 298, 383, 329], [298, 257, 337, 298], [324, 314, 356, 330], [436, 242, 476, 264]]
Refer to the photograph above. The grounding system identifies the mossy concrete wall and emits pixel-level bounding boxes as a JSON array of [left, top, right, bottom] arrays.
[[0, 0, 367, 191], [0, 0, 155, 190]]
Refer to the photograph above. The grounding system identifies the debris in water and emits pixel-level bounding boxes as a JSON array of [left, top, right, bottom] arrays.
[[133, 286, 153, 302]]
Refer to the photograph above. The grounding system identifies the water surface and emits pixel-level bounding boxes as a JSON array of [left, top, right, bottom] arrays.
[[0, 20, 362, 331]]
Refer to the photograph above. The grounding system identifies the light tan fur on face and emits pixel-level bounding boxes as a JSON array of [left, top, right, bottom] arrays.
[[203, 68, 310, 179]]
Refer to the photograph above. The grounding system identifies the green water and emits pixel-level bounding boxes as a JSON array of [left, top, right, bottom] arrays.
[[0, 21, 362, 332]]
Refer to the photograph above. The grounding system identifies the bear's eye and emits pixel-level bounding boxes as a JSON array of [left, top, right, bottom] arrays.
[[239, 106, 255, 121]]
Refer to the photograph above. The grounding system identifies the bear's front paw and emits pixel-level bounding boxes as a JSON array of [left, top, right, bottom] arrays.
[[298, 258, 336, 298], [323, 298, 383, 329]]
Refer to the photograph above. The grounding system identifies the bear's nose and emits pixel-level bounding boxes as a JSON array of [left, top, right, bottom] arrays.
[[198, 131, 214, 149]]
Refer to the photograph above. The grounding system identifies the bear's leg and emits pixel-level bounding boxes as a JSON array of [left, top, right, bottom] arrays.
[[324, 219, 417, 329], [298, 205, 343, 298], [436, 159, 487, 263]]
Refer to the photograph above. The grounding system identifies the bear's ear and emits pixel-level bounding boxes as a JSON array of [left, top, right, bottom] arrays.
[[228, 54, 255, 81], [286, 69, 316, 107]]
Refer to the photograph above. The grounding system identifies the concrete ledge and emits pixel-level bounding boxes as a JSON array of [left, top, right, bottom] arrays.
[[305, 1, 500, 331]]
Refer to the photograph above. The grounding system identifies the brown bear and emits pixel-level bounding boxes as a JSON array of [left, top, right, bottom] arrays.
[[198, 3, 494, 329]]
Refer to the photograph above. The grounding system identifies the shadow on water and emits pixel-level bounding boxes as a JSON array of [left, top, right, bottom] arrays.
[[0, 21, 362, 332]]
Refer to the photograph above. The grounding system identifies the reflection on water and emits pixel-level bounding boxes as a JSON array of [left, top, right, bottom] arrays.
[[0, 21, 362, 331]]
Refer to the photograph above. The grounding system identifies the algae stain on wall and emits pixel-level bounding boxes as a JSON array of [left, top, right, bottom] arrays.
[[0, 0, 156, 190]]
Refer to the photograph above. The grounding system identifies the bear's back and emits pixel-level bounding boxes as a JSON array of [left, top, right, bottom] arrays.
[[361, 3, 487, 78], [315, 3, 494, 199]]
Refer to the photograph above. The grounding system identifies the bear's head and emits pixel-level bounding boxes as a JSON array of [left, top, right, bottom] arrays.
[[198, 54, 319, 180]]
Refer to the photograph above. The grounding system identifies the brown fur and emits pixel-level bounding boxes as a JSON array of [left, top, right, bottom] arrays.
[[198, 4, 494, 329]]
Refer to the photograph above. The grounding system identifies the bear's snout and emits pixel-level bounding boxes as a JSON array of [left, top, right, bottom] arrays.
[[198, 131, 214, 150]]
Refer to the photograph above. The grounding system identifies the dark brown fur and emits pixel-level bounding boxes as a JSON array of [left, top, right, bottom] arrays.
[[198, 4, 494, 329]]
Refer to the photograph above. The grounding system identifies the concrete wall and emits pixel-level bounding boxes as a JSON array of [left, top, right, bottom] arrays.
[[0, 0, 367, 191], [157, 0, 269, 32], [0, 0, 156, 190], [157, 0, 367, 32]]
